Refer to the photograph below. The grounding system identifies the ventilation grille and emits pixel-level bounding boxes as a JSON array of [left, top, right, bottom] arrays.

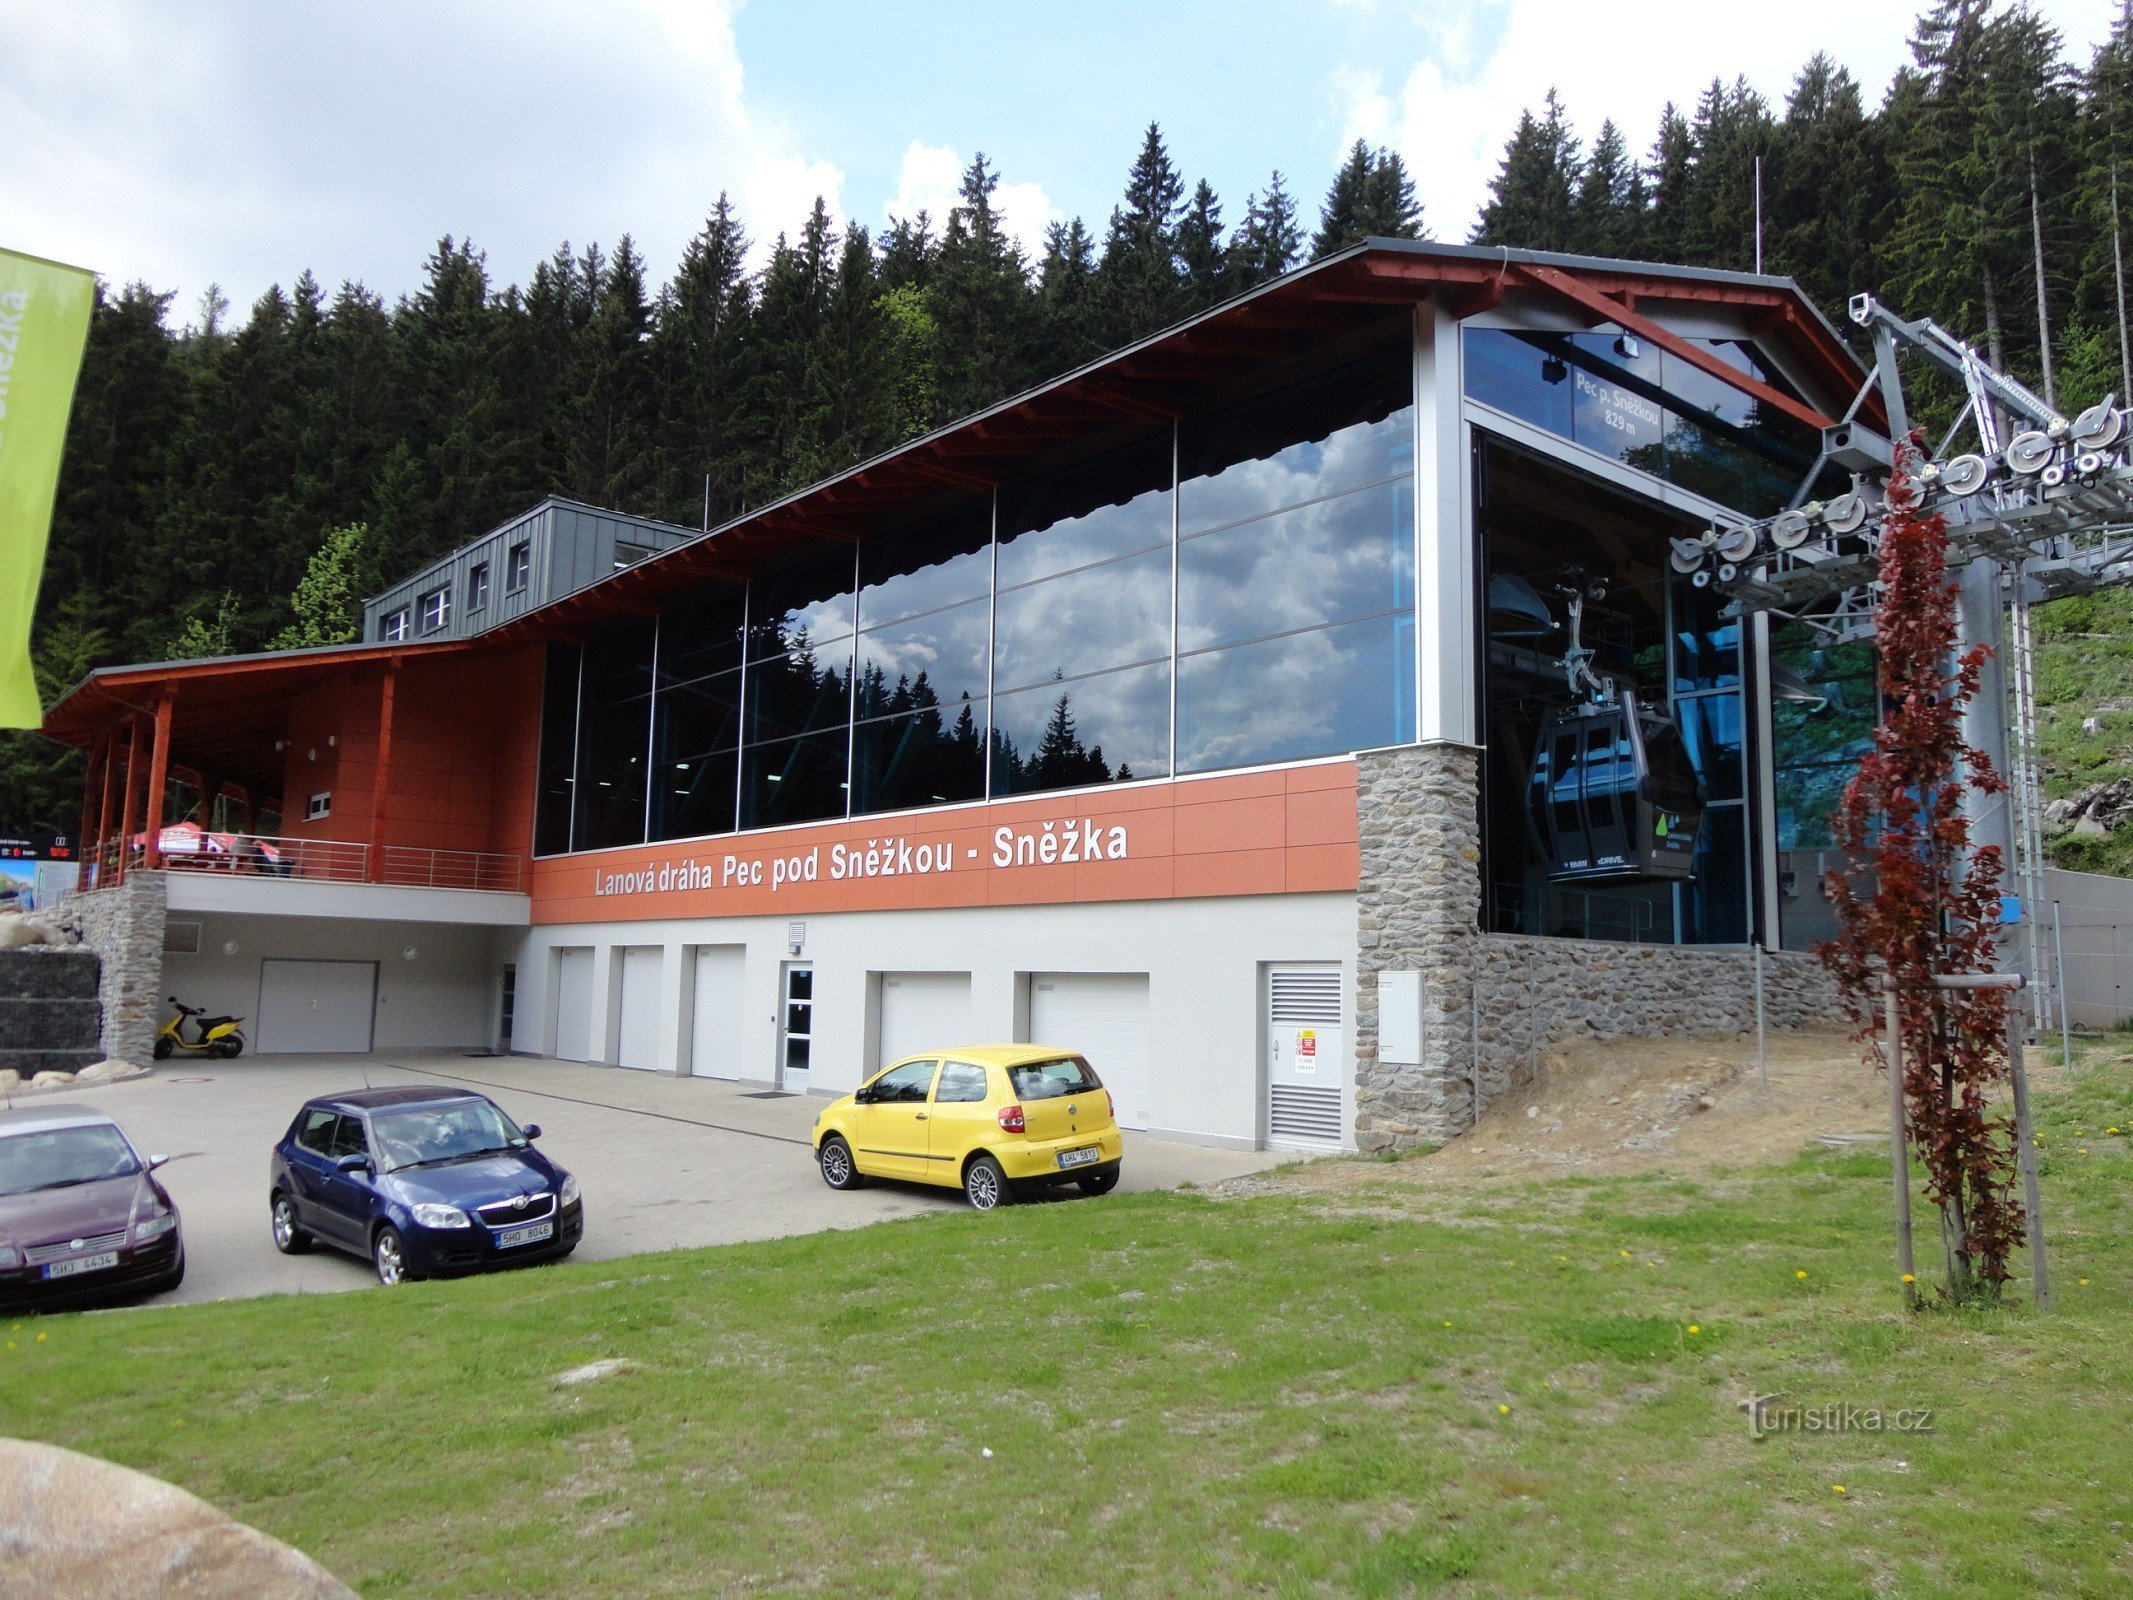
[[1269, 969, 1342, 1026], [1270, 1083, 1344, 1145]]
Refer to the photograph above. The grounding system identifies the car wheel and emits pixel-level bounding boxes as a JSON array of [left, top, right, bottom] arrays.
[[964, 1154, 1014, 1212], [270, 1193, 311, 1254], [152, 1037, 173, 1061], [1077, 1170, 1121, 1197], [372, 1225, 413, 1286], [818, 1135, 865, 1190]]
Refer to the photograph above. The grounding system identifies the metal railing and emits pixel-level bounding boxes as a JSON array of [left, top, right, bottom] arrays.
[[378, 845, 527, 893], [80, 833, 525, 895]]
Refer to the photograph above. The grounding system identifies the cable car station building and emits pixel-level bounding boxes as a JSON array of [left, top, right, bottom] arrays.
[[45, 242, 1853, 1153]]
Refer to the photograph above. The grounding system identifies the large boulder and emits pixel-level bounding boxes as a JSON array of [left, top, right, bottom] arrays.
[[0, 1437, 361, 1599]]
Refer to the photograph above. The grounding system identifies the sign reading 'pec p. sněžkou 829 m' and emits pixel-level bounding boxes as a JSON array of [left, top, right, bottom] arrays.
[[592, 816, 1133, 900]]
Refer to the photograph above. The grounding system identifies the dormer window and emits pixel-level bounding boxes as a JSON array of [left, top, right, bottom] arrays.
[[418, 586, 451, 634], [506, 542, 531, 593], [381, 609, 409, 642]]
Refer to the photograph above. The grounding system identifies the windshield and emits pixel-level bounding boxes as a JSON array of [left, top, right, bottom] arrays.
[[1007, 1057, 1102, 1100], [370, 1101, 526, 1172], [0, 1125, 141, 1196]]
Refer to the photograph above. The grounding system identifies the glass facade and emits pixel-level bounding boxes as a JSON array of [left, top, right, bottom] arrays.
[[535, 342, 1419, 854], [1463, 326, 1825, 518]]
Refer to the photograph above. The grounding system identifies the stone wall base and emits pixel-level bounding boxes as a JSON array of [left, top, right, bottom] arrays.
[[62, 875, 168, 1067]]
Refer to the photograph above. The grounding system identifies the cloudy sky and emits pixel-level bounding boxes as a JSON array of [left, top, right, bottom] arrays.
[[0, 0, 2120, 322]]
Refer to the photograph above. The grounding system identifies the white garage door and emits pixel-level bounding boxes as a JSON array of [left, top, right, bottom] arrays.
[[689, 946, 746, 1077], [553, 947, 595, 1062], [876, 972, 972, 1071], [257, 959, 377, 1055], [1029, 972, 1150, 1130], [614, 946, 664, 1070]]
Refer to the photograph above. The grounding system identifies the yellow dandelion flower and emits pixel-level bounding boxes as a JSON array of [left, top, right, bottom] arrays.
[[1620, 1249, 1632, 1258], [1687, 1324, 1702, 1336], [1498, 1404, 1510, 1415], [1833, 1484, 1847, 1495], [34, 1332, 43, 1342], [1556, 1255, 1568, 1263], [1902, 1273, 1916, 1284], [2080, 1277, 2091, 1286], [1796, 1270, 1809, 1280], [1442, 1320, 1453, 1328]]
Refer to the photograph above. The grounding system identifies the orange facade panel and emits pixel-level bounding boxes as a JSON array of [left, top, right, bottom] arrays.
[[526, 762, 1360, 925]]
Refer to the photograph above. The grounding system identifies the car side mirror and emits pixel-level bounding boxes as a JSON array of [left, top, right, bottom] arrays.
[[522, 1124, 542, 1140], [146, 1153, 169, 1171], [335, 1153, 371, 1174]]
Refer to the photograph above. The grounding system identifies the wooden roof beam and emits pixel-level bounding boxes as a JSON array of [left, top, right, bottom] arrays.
[[1515, 263, 1841, 434]]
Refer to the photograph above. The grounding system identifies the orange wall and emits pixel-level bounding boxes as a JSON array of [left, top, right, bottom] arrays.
[[528, 761, 1360, 925], [276, 649, 546, 859]]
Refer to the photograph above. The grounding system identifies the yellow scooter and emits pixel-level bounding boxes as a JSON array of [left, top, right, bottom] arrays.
[[154, 998, 246, 1060]]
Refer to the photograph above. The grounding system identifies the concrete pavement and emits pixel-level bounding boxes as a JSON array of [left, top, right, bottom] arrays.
[[41, 1052, 1291, 1308]]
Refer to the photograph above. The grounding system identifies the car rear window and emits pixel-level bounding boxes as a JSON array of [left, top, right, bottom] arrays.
[[1007, 1057, 1101, 1100]]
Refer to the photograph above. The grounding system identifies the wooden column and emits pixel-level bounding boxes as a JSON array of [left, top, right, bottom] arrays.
[[115, 717, 142, 886], [365, 662, 398, 883], [142, 693, 175, 870], [74, 737, 104, 892]]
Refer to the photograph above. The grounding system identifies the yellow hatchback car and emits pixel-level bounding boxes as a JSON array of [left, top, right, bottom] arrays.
[[812, 1045, 1124, 1210]]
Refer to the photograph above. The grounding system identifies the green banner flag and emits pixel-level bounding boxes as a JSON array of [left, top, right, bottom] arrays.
[[0, 247, 95, 729]]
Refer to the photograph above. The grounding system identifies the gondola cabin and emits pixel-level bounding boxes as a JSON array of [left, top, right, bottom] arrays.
[[1528, 690, 1705, 884]]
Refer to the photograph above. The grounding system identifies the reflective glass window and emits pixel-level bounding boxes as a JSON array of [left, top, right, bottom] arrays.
[[747, 553, 858, 661], [851, 707, 988, 816], [1683, 806, 1750, 944], [1178, 613, 1414, 774], [993, 546, 1172, 691], [989, 664, 1170, 797], [996, 438, 1171, 590], [859, 503, 992, 629], [744, 636, 855, 741], [573, 622, 654, 850], [1564, 332, 1665, 474], [855, 598, 989, 719], [1179, 347, 1412, 537], [534, 643, 580, 856], [1178, 478, 1414, 652], [1463, 327, 1574, 437], [741, 730, 850, 829], [1677, 695, 1744, 804], [658, 586, 746, 685], [651, 671, 741, 840], [1672, 578, 1741, 692]]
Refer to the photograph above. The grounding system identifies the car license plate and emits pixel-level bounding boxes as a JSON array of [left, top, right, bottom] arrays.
[[495, 1221, 553, 1249], [1056, 1147, 1102, 1169], [41, 1251, 120, 1280]]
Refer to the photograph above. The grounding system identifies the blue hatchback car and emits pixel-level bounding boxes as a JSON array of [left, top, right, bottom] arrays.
[[268, 1087, 583, 1285]]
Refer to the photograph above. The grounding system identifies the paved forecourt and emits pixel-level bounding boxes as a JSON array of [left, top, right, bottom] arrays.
[[39, 1052, 1289, 1307]]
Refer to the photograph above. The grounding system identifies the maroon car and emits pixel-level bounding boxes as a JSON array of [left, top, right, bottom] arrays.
[[0, 1105, 184, 1310]]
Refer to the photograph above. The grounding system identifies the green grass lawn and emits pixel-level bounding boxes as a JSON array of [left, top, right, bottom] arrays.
[[6, 1052, 2131, 1600]]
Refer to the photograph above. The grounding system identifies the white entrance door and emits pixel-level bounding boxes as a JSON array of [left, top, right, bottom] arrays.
[[553, 947, 595, 1062], [689, 946, 746, 1077], [876, 972, 972, 1071], [1266, 965, 1346, 1149], [614, 946, 663, 1070], [780, 963, 814, 1092], [1028, 972, 1150, 1130], [256, 959, 377, 1054]]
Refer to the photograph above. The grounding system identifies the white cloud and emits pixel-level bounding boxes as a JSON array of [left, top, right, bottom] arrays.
[[885, 140, 1062, 263], [0, 0, 844, 315], [1328, 0, 2122, 245]]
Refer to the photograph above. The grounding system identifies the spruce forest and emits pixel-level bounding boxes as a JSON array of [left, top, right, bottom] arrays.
[[9, 0, 2133, 842]]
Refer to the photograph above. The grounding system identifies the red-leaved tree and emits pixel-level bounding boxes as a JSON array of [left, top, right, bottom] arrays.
[[1821, 440, 2024, 1302]]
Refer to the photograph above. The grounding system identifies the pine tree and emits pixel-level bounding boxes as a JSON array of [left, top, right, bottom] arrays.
[[1037, 218, 1104, 371], [1678, 77, 1777, 273], [1230, 171, 1304, 286], [1098, 123, 1188, 343], [1314, 141, 1426, 255], [1177, 179, 1231, 308], [1573, 119, 1646, 257], [651, 194, 754, 529], [1473, 90, 1582, 250], [1643, 104, 1696, 261], [1769, 55, 1894, 313], [928, 153, 1039, 419]]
